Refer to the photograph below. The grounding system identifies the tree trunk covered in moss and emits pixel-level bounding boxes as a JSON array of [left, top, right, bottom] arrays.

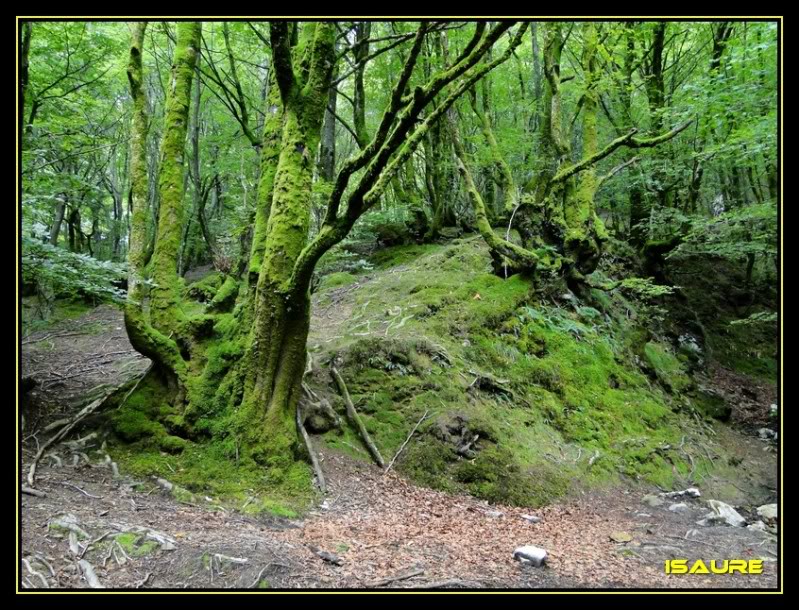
[[236, 22, 336, 471], [124, 22, 199, 395], [318, 82, 337, 182], [469, 85, 516, 215], [248, 68, 283, 284], [353, 22, 371, 148], [150, 22, 202, 334], [563, 22, 607, 276]]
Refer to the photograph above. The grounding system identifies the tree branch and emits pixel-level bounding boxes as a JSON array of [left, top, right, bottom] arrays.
[[269, 21, 295, 102], [551, 120, 691, 184]]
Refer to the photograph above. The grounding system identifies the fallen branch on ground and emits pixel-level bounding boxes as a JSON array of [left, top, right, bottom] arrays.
[[21, 485, 46, 498], [296, 404, 327, 494], [385, 410, 429, 474], [368, 567, 425, 587], [331, 366, 385, 468], [61, 482, 102, 499]]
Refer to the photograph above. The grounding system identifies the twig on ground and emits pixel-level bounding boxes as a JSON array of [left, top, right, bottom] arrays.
[[61, 482, 102, 499], [368, 567, 425, 587], [385, 410, 429, 474], [21, 485, 47, 498]]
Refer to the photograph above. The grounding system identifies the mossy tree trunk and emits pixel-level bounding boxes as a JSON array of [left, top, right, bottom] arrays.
[[236, 22, 336, 471], [124, 22, 200, 396]]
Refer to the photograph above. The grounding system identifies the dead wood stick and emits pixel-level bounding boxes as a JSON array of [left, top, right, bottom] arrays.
[[61, 482, 102, 499], [331, 366, 385, 468], [296, 405, 327, 494], [412, 579, 484, 589], [368, 567, 425, 587], [385, 410, 429, 474]]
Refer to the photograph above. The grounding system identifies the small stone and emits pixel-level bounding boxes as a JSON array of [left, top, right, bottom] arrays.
[[610, 531, 633, 543], [747, 520, 768, 532], [669, 502, 689, 513], [513, 545, 548, 567], [770, 403, 778, 413], [643, 494, 664, 508], [758, 428, 778, 441], [521, 514, 541, 524], [756, 503, 778, 523], [486, 510, 504, 519]]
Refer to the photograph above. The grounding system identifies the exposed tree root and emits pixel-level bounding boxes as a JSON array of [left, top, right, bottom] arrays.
[[78, 559, 104, 589], [27, 390, 116, 487], [21, 485, 46, 498], [368, 566, 425, 587]]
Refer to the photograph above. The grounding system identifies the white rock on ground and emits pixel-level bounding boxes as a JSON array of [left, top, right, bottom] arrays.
[[513, 545, 548, 567], [697, 500, 747, 527], [521, 514, 541, 523], [747, 521, 768, 532], [756, 503, 778, 522], [758, 428, 778, 441], [669, 502, 689, 513]]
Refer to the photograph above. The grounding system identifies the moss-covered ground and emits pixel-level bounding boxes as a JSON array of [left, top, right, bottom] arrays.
[[106, 236, 774, 513]]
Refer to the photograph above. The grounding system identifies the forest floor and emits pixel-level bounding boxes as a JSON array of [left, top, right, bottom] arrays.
[[20, 275, 779, 590]]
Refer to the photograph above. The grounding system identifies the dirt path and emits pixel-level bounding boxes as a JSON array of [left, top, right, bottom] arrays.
[[20, 306, 779, 590], [21, 305, 150, 430], [20, 443, 778, 589]]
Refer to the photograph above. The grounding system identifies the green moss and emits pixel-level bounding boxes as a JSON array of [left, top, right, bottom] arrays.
[[307, 240, 711, 505], [319, 271, 358, 290], [186, 272, 223, 302], [369, 244, 439, 269], [159, 435, 189, 453], [208, 276, 240, 312], [110, 438, 312, 518], [115, 532, 160, 557], [643, 341, 692, 393]]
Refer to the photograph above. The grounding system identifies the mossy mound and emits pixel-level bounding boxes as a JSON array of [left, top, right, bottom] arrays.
[[308, 238, 719, 507]]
